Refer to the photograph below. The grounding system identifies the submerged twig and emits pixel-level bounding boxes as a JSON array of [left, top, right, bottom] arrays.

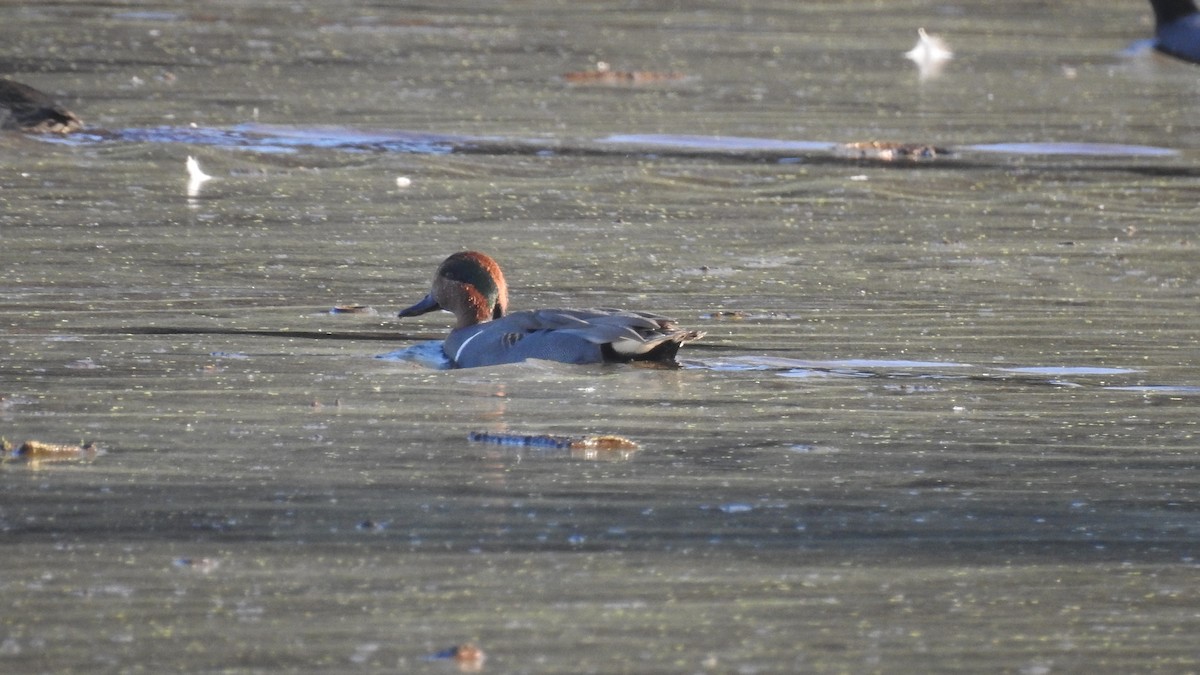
[[2, 437, 101, 465], [468, 430, 638, 451]]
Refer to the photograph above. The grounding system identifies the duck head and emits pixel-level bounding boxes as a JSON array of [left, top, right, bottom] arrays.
[[398, 251, 509, 329]]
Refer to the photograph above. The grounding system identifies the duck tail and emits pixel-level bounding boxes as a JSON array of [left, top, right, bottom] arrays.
[[608, 329, 705, 362]]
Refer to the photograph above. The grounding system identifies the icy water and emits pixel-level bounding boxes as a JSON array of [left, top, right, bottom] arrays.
[[3, 1, 1200, 672]]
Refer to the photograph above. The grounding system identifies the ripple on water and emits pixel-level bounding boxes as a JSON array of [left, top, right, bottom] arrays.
[[998, 366, 1140, 376], [687, 355, 971, 373], [1104, 385, 1200, 395], [598, 133, 836, 153], [376, 341, 452, 369], [689, 357, 1172, 391], [963, 142, 1179, 157]]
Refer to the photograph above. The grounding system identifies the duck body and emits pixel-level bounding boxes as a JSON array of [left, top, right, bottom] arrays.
[[0, 79, 83, 133], [398, 251, 703, 368], [442, 307, 696, 368], [1151, 0, 1200, 63]]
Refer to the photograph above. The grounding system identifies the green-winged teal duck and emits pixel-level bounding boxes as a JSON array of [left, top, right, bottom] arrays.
[[0, 79, 82, 133], [397, 251, 704, 368]]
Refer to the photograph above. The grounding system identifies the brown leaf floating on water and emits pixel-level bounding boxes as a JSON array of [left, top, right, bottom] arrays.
[[702, 310, 751, 321], [562, 61, 687, 85], [2, 438, 101, 465], [452, 644, 485, 672], [427, 643, 486, 672], [837, 141, 951, 161], [571, 435, 639, 451], [330, 304, 376, 315]]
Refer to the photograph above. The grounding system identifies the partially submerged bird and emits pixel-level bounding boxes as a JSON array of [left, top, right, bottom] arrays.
[[0, 79, 83, 133], [1149, 0, 1200, 63], [397, 251, 704, 368]]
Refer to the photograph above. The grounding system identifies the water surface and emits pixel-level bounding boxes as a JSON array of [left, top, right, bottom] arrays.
[[3, 1, 1200, 672]]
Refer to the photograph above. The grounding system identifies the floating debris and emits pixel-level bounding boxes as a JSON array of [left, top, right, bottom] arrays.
[[573, 435, 639, 451], [330, 304, 376, 315], [468, 430, 638, 451], [65, 357, 100, 370], [172, 557, 221, 574], [426, 643, 486, 672], [836, 141, 951, 161], [562, 61, 688, 85], [2, 438, 101, 465], [701, 310, 751, 321], [309, 398, 342, 410], [186, 155, 213, 198], [904, 27, 953, 80], [210, 351, 249, 359]]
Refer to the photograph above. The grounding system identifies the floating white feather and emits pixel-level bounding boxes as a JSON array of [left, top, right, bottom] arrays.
[[186, 155, 213, 197], [905, 28, 953, 80]]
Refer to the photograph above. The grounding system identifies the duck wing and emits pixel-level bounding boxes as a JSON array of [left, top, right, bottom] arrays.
[[516, 309, 704, 360]]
